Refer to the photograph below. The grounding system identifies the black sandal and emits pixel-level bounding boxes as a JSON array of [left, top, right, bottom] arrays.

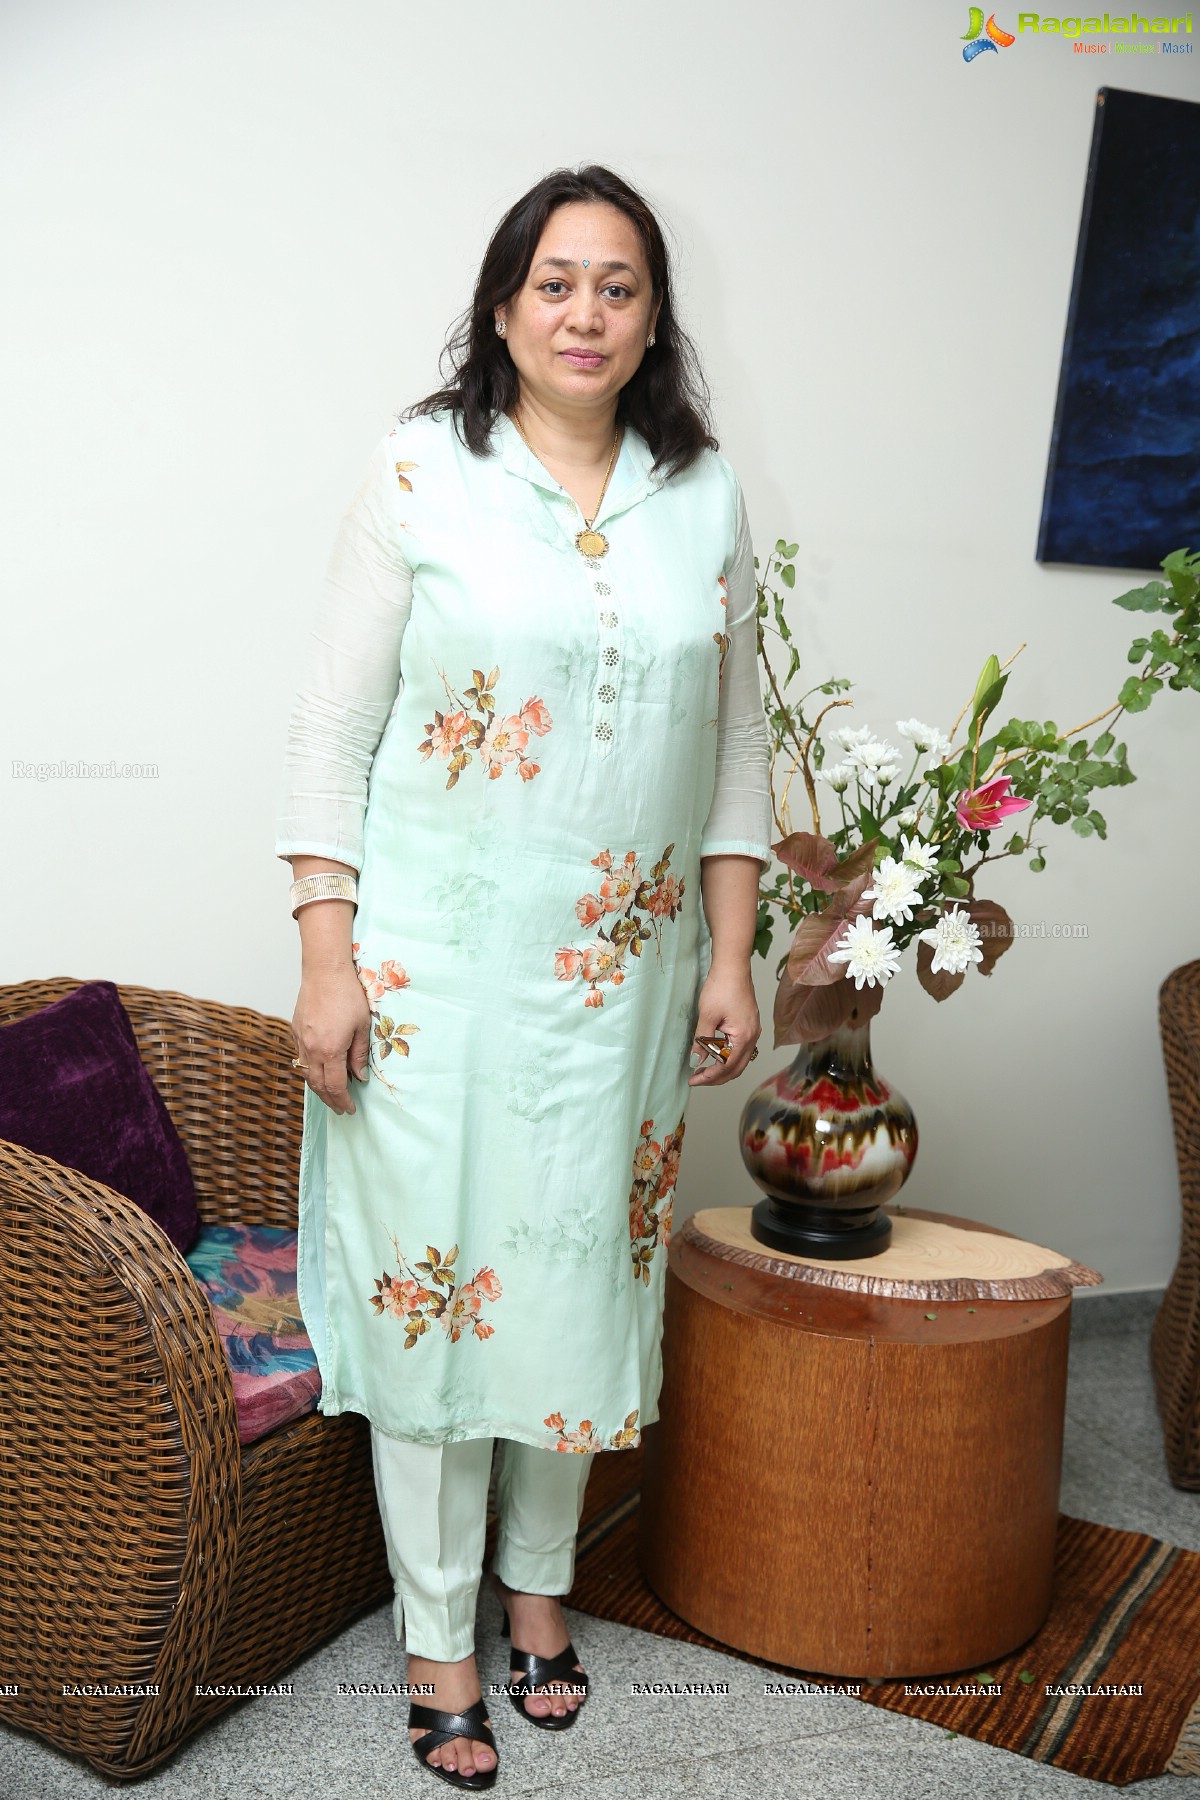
[[499, 1606, 590, 1731], [407, 1695, 499, 1790]]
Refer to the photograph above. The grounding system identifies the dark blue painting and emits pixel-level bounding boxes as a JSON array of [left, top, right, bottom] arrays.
[[1037, 88, 1200, 572]]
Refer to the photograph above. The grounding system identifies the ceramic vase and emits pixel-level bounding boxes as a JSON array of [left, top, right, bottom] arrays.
[[739, 1007, 917, 1259]]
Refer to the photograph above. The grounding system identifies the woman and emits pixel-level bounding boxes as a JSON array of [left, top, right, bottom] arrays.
[[275, 163, 772, 1791]]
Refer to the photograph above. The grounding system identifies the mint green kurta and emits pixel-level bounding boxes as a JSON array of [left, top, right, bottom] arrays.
[[275, 406, 772, 1454]]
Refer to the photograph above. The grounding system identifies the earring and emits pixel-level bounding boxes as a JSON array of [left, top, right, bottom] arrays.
[[495, 319, 506, 336], [646, 333, 655, 347]]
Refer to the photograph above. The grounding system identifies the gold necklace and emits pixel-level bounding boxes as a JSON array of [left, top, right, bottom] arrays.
[[510, 407, 622, 559]]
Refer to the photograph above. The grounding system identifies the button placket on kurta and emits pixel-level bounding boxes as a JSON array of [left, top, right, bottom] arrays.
[[494, 414, 659, 761]]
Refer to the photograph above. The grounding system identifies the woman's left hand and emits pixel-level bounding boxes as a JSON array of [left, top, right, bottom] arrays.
[[689, 966, 762, 1086]]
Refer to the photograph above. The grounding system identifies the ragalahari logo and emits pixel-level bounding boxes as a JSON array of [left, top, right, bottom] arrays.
[[962, 7, 1017, 56]]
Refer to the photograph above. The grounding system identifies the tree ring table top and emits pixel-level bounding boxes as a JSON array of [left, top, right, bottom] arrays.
[[680, 1205, 1104, 1303]]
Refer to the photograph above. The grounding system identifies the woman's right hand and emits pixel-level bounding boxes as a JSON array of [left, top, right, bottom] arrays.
[[291, 962, 373, 1115]]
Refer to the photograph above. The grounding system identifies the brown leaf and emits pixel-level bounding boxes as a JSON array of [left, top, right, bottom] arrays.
[[784, 871, 874, 986], [774, 831, 841, 890], [916, 936, 966, 1002], [831, 838, 880, 887], [774, 967, 884, 1045], [967, 898, 1015, 977]]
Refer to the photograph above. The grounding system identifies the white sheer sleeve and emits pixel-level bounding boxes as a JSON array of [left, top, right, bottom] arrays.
[[273, 433, 414, 872], [698, 470, 774, 874]]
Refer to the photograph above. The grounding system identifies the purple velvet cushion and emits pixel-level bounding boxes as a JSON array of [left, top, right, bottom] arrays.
[[0, 980, 200, 1254]]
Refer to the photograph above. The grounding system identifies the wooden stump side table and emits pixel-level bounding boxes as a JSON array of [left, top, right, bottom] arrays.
[[638, 1204, 1103, 1679]]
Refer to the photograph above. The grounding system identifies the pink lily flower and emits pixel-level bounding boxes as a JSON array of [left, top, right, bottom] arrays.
[[955, 773, 1031, 832]]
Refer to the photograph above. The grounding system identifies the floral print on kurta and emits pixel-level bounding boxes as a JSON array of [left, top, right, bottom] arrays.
[[709, 572, 731, 727], [629, 1114, 686, 1283], [545, 1409, 641, 1453], [352, 941, 419, 1099], [370, 1237, 502, 1348], [554, 844, 685, 1007], [419, 665, 553, 788]]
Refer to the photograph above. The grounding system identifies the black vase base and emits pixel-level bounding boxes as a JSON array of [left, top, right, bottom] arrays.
[[750, 1198, 893, 1261]]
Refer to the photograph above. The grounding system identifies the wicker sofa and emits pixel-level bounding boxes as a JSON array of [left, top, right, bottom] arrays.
[[1151, 959, 1200, 1491], [0, 977, 391, 1781]]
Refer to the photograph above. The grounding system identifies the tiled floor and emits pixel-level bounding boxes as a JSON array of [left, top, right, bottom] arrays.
[[3, 1289, 1198, 1799]]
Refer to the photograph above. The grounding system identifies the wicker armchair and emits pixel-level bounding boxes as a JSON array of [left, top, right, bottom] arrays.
[[1151, 959, 1200, 1491], [0, 977, 391, 1782]]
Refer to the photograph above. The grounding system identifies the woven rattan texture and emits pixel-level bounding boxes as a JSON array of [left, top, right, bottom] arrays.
[[1151, 960, 1200, 1491], [0, 977, 392, 1780]]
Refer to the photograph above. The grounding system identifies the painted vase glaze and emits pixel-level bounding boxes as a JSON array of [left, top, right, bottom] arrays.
[[739, 1009, 918, 1260]]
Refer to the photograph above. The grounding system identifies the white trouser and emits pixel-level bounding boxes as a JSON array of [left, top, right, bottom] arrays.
[[369, 1428, 595, 1661]]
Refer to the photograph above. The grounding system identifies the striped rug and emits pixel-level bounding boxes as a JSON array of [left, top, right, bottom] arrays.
[[538, 1442, 1200, 1787]]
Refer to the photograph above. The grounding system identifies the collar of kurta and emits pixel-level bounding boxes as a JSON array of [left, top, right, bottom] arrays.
[[493, 407, 663, 531]]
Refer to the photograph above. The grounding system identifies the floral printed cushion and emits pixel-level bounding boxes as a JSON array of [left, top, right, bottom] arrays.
[[184, 1223, 321, 1446]]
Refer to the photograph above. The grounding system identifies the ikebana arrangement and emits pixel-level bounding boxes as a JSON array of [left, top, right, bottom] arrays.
[[739, 542, 1200, 1261]]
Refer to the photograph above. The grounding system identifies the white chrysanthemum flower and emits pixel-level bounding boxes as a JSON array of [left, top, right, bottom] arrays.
[[827, 915, 903, 990], [897, 719, 952, 758], [918, 906, 984, 976], [896, 806, 919, 827], [818, 761, 855, 793], [862, 856, 925, 924], [846, 740, 902, 791], [846, 738, 899, 773], [899, 835, 938, 875], [830, 723, 875, 753]]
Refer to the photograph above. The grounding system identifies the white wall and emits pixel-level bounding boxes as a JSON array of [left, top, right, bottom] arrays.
[[3, 1, 1197, 1293]]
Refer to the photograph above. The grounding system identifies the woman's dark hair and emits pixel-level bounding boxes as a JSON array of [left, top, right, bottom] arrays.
[[399, 164, 719, 482]]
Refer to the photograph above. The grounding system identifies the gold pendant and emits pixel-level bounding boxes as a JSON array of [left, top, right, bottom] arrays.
[[575, 527, 609, 558]]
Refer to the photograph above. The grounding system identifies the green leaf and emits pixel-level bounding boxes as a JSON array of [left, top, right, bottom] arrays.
[[1093, 731, 1114, 755], [971, 733, 1001, 775], [780, 564, 795, 589], [1118, 675, 1158, 713], [1071, 815, 1094, 837], [971, 672, 1009, 733], [942, 875, 971, 898], [1112, 580, 1168, 612], [1029, 855, 1046, 872]]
